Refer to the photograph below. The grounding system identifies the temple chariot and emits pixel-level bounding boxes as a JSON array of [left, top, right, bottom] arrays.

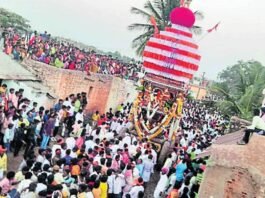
[[130, 4, 201, 159]]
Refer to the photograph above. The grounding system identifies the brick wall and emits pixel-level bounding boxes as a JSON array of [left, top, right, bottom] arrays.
[[106, 77, 138, 112], [198, 134, 265, 198], [21, 60, 138, 114]]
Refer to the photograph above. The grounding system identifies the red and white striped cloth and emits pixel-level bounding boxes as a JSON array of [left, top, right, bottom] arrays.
[[143, 24, 201, 83]]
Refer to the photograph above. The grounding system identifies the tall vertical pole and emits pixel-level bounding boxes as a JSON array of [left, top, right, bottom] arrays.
[[196, 72, 205, 100]]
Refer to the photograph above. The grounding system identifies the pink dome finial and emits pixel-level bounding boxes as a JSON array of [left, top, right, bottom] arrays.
[[170, 7, 195, 28]]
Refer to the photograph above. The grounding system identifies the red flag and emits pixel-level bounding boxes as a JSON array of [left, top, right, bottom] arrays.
[[150, 16, 159, 35], [207, 22, 221, 33]]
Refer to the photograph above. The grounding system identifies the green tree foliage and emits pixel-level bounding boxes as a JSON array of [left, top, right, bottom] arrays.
[[211, 61, 265, 120], [128, 0, 203, 56], [0, 8, 31, 32]]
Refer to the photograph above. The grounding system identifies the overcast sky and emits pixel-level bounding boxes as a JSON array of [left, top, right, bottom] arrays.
[[1, 0, 265, 79]]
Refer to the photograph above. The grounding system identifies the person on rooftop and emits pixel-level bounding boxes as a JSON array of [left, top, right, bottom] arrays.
[[238, 108, 265, 145]]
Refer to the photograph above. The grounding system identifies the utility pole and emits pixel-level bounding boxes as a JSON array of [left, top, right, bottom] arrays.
[[196, 72, 205, 100]]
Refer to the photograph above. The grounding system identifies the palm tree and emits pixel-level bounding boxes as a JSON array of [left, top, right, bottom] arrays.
[[211, 61, 265, 120], [128, 0, 203, 55]]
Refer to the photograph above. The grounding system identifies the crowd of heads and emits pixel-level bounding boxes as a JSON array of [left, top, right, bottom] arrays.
[[0, 28, 143, 81], [0, 81, 229, 198], [0, 26, 228, 198], [0, 83, 149, 197], [151, 101, 228, 198]]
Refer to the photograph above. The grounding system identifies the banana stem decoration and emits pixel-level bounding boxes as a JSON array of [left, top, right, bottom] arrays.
[[146, 102, 159, 121], [169, 118, 180, 141]]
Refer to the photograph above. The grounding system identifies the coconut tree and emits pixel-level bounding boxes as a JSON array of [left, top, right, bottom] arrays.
[[128, 0, 203, 55], [211, 60, 265, 120], [0, 8, 31, 32]]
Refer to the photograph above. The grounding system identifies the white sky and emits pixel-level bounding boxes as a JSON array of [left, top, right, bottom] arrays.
[[1, 0, 265, 79]]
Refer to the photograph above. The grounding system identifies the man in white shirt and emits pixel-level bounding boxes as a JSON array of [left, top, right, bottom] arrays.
[[52, 140, 66, 158], [107, 170, 115, 196], [67, 105, 74, 117], [113, 172, 124, 197], [70, 148, 78, 158], [91, 128, 102, 141], [17, 172, 33, 193], [122, 133, 132, 146], [163, 154, 173, 169], [195, 145, 202, 155], [110, 118, 118, 131], [132, 162, 140, 179], [94, 151, 104, 164], [180, 134, 188, 147], [12, 117, 19, 130], [86, 190, 94, 198], [35, 174, 47, 195], [63, 98, 71, 107], [187, 130, 195, 142], [115, 120, 124, 134], [105, 131, 114, 141], [100, 124, 108, 137], [129, 177, 144, 198], [75, 109, 84, 123], [125, 120, 133, 130], [111, 140, 120, 156], [85, 136, 96, 152], [171, 148, 178, 162], [65, 137, 76, 150], [154, 168, 169, 198], [238, 108, 265, 145], [42, 156, 51, 169], [129, 141, 138, 158], [85, 123, 92, 136], [151, 148, 157, 165], [36, 149, 46, 164], [53, 165, 64, 184], [19, 101, 29, 111]]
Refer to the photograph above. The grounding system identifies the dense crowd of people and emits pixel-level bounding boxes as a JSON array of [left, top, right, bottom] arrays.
[[1, 6, 264, 197], [0, 27, 143, 81], [0, 83, 146, 198], [0, 80, 231, 198], [152, 102, 227, 198]]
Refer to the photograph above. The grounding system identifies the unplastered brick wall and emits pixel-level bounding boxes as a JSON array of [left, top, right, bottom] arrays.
[[106, 77, 138, 111], [22, 60, 137, 113]]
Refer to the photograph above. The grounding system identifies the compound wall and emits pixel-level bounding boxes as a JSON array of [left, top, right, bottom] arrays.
[[22, 59, 138, 113]]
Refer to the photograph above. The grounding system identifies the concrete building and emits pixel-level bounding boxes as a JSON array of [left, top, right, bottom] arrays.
[[189, 84, 207, 100], [189, 73, 209, 100]]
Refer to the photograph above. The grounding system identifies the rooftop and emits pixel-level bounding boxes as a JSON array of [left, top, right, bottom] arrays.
[[0, 51, 38, 81]]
